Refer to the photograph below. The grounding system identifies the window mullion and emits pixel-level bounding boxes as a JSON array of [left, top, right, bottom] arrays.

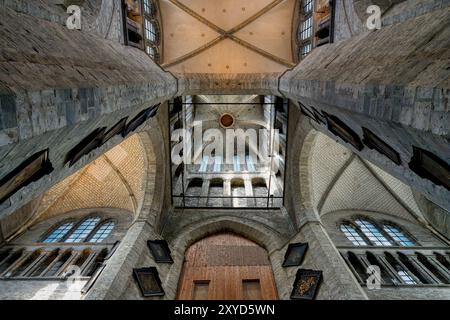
[[1, 251, 29, 278]]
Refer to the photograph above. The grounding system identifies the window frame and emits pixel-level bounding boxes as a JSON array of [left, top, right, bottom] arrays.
[[339, 215, 419, 248], [62, 216, 102, 244], [87, 219, 117, 244], [40, 219, 77, 243], [381, 222, 418, 247], [297, 0, 315, 60], [339, 220, 370, 246]]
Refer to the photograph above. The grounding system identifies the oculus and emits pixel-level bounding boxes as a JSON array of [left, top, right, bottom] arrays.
[[409, 146, 450, 191], [323, 113, 364, 151], [147, 240, 174, 264], [219, 113, 235, 128], [291, 269, 323, 300], [0, 149, 54, 204], [362, 127, 401, 165], [123, 104, 160, 137], [282, 242, 309, 267], [133, 267, 165, 297], [65, 127, 106, 167]]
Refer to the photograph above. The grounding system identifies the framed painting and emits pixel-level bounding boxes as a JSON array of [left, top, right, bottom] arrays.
[[409, 146, 450, 191], [362, 127, 401, 165], [101, 117, 128, 145], [133, 267, 165, 297], [324, 113, 364, 151], [65, 127, 106, 167], [291, 269, 323, 300], [147, 240, 174, 264], [282, 242, 309, 267], [123, 104, 160, 137], [0, 149, 54, 204]]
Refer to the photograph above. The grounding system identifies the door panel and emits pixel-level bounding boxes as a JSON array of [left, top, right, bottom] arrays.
[[177, 233, 278, 300]]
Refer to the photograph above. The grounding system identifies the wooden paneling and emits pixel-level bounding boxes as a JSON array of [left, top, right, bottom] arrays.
[[177, 233, 278, 300]]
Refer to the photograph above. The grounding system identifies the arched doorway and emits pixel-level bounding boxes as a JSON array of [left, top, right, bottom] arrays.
[[177, 232, 278, 300]]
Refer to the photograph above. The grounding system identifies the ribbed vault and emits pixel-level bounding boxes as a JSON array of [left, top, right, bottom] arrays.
[[160, 0, 296, 73], [309, 133, 425, 222], [33, 134, 148, 222]]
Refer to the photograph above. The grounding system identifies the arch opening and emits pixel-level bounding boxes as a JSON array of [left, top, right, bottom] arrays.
[[176, 232, 278, 300]]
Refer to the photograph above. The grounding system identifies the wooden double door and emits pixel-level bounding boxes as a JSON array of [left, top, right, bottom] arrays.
[[177, 233, 278, 300]]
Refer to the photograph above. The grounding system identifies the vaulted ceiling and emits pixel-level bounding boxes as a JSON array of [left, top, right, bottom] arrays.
[[159, 0, 297, 73], [309, 133, 426, 223]]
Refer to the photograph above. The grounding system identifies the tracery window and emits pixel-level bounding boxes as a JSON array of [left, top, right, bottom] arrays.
[[89, 221, 115, 243], [340, 217, 416, 247], [340, 223, 368, 246], [383, 224, 415, 247], [43, 222, 74, 243], [143, 0, 154, 16], [142, 0, 160, 62], [65, 217, 102, 243], [354, 218, 392, 247], [42, 217, 115, 244], [298, 0, 314, 59]]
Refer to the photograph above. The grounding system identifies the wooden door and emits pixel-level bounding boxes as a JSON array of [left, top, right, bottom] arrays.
[[177, 233, 278, 300]]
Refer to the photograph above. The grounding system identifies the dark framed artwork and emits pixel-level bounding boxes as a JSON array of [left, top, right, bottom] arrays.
[[147, 240, 174, 264], [0, 149, 54, 204], [101, 117, 128, 145], [133, 267, 165, 297], [282, 242, 309, 267], [409, 146, 450, 191], [362, 127, 401, 165], [291, 269, 323, 300], [323, 113, 364, 151], [123, 104, 160, 137], [65, 127, 106, 167]]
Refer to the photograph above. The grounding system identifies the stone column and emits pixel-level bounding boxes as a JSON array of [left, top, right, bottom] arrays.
[[223, 179, 232, 207], [199, 179, 210, 206], [244, 179, 255, 207]]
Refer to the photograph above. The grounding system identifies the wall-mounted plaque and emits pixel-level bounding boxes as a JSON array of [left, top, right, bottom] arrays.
[[102, 117, 128, 145], [409, 146, 450, 191], [0, 149, 54, 204], [147, 240, 174, 264], [65, 127, 106, 167], [123, 104, 160, 137], [283, 243, 309, 267], [291, 269, 323, 300], [362, 127, 401, 165], [323, 113, 364, 151], [133, 267, 165, 297]]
